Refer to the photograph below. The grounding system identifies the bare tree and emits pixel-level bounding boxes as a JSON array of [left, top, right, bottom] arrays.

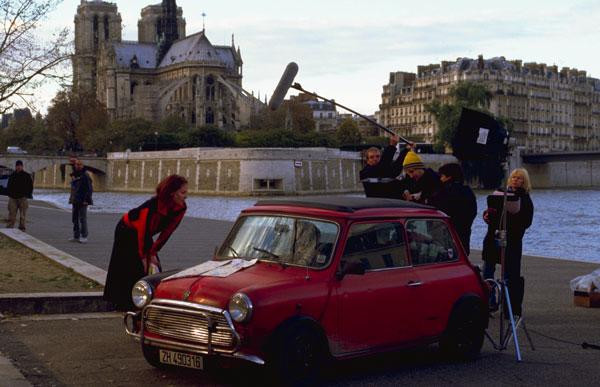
[[0, 0, 70, 115]]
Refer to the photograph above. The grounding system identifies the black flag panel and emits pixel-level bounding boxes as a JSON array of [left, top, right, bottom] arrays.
[[452, 107, 509, 161]]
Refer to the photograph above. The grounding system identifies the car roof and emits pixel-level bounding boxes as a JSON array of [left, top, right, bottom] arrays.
[[254, 196, 433, 214]]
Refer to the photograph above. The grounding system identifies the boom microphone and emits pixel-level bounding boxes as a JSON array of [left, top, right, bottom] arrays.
[[268, 62, 299, 110]]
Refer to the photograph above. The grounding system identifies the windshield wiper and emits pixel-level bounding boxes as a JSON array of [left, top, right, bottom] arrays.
[[252, 246, 279, 259]]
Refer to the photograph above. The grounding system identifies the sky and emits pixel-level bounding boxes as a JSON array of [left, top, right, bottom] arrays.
[[31, 0, 600, 116]]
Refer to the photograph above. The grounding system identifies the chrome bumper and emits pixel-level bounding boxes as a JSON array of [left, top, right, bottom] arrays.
[[123, 307, 265, 366]]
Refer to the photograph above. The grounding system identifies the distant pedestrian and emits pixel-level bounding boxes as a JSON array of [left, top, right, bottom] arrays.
[[103, 174, 188, 311], [429, 163, 477, 255], [69, 158, 93, 243], [6, 160, 33, 231]]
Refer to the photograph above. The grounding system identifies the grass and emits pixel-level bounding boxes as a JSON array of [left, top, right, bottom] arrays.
[[0, 234, 104, 293]]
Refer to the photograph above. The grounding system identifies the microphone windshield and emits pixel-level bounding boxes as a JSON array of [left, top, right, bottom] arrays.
[[268, 62, 299, 110]]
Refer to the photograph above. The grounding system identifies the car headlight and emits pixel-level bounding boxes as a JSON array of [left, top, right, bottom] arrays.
[[131, 280, 153, 309], [228, 293, 253, 323]]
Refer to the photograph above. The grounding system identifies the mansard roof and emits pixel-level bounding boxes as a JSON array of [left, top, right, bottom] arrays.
[[113, 41, 158, 69], [158, 31, 237, 70]]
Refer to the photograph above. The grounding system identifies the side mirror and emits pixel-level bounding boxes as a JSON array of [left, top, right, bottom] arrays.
[[336, 261, 365, 280]]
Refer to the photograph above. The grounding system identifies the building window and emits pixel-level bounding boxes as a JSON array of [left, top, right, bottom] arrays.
[[205, 107, 214, 124]]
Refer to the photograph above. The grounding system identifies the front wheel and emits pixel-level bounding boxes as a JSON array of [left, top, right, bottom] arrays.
[[440, 298, 486, 361], [142, 342, 168, 369], [270, 323, 328, 385]]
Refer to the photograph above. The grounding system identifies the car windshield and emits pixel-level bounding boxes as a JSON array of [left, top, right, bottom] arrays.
[[217, 215, 339, 268]]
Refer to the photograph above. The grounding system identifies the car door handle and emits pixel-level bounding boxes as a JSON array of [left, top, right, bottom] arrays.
[[407, 280, 423, 287]]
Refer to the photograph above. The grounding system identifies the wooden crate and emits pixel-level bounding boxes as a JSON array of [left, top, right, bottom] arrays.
[[574, 291, 600, 308]]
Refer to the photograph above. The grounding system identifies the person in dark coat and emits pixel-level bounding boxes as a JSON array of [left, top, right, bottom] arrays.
[[6, 160, 33, 231], [401, 150, 441, 205], [429, 163, 477, 255], [103, 174, 188, 311], [359, 135, 410, 199], [69, 158, 93, 243], [482, 168, 534, 315]]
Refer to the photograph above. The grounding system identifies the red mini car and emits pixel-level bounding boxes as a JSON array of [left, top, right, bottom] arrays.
[[124, 197, 489, 382]]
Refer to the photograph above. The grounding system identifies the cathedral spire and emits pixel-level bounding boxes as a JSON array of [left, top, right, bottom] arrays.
[[157, 0, 179, 64]]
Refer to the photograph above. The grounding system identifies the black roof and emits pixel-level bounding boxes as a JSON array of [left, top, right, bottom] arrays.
[[254, 196, 433, 213]]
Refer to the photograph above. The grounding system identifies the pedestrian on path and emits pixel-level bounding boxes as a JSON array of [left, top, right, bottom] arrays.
[[69, 158, 93, 243], [103, 174, 188, 311], [6, 160, 33, 231]]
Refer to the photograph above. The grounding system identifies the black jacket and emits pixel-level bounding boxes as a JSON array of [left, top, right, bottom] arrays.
[[482, 187, 534, 265], [430, 181, 477, 254], [7, 170, 33, 199], [69, 170, 93, 205], [404, 168, 441, 205]]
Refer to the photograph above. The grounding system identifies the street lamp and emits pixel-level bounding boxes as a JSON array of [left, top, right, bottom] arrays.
[[154, 131, 158, 151]]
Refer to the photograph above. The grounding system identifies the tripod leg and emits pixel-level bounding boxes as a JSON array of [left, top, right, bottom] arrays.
[[502, 282, 523, 362], [520, 319, 535, 351]]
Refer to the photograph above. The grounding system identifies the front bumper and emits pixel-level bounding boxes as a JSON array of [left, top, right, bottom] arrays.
[[124, 299, 265, 366]]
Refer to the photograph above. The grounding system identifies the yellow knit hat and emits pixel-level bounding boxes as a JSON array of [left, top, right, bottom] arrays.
[[403, 150, 425, 169]]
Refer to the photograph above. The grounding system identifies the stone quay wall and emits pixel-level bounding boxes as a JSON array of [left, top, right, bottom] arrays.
[[524, 160, 600, 188], [106, 147, 457, 196]]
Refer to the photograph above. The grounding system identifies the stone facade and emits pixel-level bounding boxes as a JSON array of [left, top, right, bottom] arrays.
[[73, 0, 263, 129], [379, 55, 600, 153]]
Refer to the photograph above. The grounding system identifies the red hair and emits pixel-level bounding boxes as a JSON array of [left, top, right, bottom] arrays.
[[156, 174, 188, 205]]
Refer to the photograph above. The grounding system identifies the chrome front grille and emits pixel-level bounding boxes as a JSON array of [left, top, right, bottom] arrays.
[[143, 300, 238, 353]]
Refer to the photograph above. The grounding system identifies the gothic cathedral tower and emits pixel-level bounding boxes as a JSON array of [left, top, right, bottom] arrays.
[[73, 1, 122, 93]]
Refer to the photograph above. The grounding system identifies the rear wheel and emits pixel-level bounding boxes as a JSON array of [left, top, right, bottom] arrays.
[[440, 298, 486, 360]]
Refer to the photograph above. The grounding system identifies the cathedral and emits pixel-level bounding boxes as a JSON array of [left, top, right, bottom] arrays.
[[72, 0, 263, 129]]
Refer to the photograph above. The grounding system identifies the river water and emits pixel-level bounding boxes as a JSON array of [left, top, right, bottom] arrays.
[[33, 188, 600, 264]]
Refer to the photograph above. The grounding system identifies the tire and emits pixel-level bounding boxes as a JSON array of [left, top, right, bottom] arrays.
[[142, 342, 168, 369], [270, 323, 327, 385], [440, 298, 486, 361]]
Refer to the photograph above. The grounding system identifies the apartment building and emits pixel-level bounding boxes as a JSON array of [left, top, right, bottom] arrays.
[[378, 55, 600, 153]]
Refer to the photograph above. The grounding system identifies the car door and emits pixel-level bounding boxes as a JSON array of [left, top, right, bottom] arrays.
[[406, 218, 468, 338], [334, 221, 425, 354]]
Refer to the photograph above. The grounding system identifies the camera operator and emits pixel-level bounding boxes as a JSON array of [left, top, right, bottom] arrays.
[[359, 135, 410, 198], [482, 168, 534, 314]]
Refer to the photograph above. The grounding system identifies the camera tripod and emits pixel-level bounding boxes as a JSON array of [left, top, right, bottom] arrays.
[[484, 277, 535, 362], [483, 162, 535, 362]]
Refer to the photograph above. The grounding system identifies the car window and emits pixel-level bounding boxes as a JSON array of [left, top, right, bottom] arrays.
[[406, 219, 458, 265], [218, 215, 338, 268], [341, 222, 408, 271]]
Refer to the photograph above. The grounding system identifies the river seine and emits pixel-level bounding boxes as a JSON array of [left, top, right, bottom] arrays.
[[33, 188, 600, 264]]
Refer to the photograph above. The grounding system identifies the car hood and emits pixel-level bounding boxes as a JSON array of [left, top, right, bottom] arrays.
[[154, 261, 311, 309]]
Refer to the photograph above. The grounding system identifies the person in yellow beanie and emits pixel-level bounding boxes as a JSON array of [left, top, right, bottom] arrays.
[[402, 150, 441, 204]]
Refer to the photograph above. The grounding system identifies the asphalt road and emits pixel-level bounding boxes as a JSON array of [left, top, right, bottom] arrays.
[[1, 308, 600, 387]]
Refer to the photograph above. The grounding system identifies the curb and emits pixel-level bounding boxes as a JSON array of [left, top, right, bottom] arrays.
[[0, 353, 31, 387], [0, 292, 114, 315]]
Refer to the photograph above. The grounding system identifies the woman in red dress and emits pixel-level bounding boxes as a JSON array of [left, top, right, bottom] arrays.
[[103, 174, 188, 310]]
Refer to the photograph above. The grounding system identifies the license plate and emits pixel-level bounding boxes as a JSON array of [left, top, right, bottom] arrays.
[[159, 349, 204, 370]]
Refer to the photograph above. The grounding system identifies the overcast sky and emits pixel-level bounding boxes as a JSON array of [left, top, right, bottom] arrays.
[[34, 0, 600, 115]]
